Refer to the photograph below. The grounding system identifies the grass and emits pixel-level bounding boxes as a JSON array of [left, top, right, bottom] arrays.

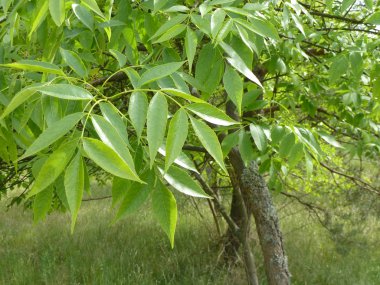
[[1, 188, 380, 285]]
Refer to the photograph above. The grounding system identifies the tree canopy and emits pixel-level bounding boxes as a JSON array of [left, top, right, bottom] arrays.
[[0, 1, 379, 284]]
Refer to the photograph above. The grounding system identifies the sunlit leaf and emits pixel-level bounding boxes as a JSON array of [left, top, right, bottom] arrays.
[[159, 166, 210, 198]]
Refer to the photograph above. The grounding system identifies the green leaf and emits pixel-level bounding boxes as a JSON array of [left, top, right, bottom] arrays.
[[185, 27, 197, 73], [27, 139, 78, 198], [91, 114, 135, 169], [114, 170, 155, 220], [81, 0, 105, 18], [318, 131, 343, 149], [341, 0, 356, 13], [239, 130, 255, 165], [158, 146, 199, 173], [215, 19, 233, 44], [186, 103, 239, 126], [365, 0, 373, 9], [150, 14, 188, 40], [294, 128, 323, 157], [223, 65, 243, 116], [20, 112, 83, 160], [139, 62, 185, 86], [0, 60, 64, 75], [33, 186, 54, 222], [60, 48, 88, 78], [49, 0, 65, 26], [35, 84, 93, 100], [220, 42, 263, 88], [271, 126, 286, 144], [288, 143, 304, 168], [153, 24, 186, 44], [279, 132, 295, 158], [250, 124, 267, 152], [64, 152, 84, 233], [159, 166, 210, 198], [72, 3, 94, 31], [128, 91, 148, 140], [29, 1, 49, 38], [0, 85, 40, 119], [221, 131, 239, 156], [190, 116, 227, 172], [329, 56, 349, 84], [99, 102, 129, 146], [152, 181, 177, 248], [82, 138, 143, 182], [365, 11, 380, 24], [195, 44, 224, 94], [147, 93, 168, 167], [161, 88, 205, 103], [112, 177, 130, 207], [234, 18, 279, 41], [211, 8, 226, 38], [165, 109, 188, 171], [109, 49, 127, 68], [124, 68, 141, 89]]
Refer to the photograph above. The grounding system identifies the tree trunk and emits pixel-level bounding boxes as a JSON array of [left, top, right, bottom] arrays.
[[223, 180, 245, 261], [225, 168, 259, 285], [228, 149, 291, 285]]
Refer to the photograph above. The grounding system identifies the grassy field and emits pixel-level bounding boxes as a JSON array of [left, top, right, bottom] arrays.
[[1, 188, 380, 285]]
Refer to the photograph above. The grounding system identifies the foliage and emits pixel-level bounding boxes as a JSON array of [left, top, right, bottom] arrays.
[[0, 0, 379, 251]]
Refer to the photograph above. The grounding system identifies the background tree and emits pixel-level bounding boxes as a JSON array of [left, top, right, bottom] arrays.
[[0, 1, 379, 284]]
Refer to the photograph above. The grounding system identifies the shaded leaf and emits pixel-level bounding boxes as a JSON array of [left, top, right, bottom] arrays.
[[33, 186, 54, 222], [147, 93, 168, 167], [152, 181, 177, 248], [129, 91, 148, 140], [185, 27, 197, 73], [165, 109, 188, 171], [49, 0, 65, 26], [190, 116, 227, 172], [250, 124, 267, 151], [223, 65, 243, 116], [60, 48, 88, 78], [220, 42, 262, 88], [279, 132, 295, 158], [114, 170, 155, 220], [64, 152, 84, 232]]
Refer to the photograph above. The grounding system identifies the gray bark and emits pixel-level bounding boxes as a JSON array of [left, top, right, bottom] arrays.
[[228, 149, 291, 285]]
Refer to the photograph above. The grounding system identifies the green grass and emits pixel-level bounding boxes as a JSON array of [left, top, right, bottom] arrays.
[[1, 191, 380, 285]]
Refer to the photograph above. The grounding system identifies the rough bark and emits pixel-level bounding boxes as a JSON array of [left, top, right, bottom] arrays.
[[228, 148, 291, 285]]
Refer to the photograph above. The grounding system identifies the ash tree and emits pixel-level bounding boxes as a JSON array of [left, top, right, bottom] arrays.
[[0, 0, 380, 284]]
